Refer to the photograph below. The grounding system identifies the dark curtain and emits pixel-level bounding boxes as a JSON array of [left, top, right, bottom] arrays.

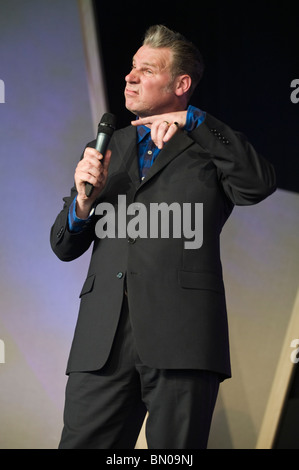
[[93, 0, 299, 193]]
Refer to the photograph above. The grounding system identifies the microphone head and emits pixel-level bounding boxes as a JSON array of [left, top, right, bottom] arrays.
[[97, 113, 116, 137], [99, 112, 116, 129]]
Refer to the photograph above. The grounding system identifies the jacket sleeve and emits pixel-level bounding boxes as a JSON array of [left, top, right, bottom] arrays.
[[50, 183, 96, 262], [190, 113, 277, 205], [50, 141, 99, 262]]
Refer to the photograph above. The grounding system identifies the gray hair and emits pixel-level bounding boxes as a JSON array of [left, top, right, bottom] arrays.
[[143, 24, 204, 100]]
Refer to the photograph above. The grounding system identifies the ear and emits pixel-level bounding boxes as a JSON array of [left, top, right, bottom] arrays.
[[174, 75, 192, 97]]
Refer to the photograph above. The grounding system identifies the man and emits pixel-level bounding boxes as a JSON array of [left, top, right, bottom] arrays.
[[51, 25, 276, 449]]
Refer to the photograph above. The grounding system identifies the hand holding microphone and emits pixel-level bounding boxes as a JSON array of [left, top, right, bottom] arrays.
[[74, 113, 116, 218], [85, 113, 116, 197]]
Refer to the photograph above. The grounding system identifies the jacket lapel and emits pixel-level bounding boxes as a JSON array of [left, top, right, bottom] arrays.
[[139, 130, 195, 187], [115, 126, 195, 191], [114, 126, 140, 188]]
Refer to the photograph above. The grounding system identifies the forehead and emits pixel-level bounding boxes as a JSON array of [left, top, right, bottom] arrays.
[[132, 45, 172, 70]]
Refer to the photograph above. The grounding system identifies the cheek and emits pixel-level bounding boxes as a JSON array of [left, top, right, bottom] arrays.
[[144, 83, 168, 98]]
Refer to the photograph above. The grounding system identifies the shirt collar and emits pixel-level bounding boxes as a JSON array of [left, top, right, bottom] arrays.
[[135, 117, 151, 143]]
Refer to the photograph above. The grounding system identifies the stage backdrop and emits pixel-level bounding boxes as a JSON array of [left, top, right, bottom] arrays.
[[0, 0, 298, 449], [0, 0, 98, 448]]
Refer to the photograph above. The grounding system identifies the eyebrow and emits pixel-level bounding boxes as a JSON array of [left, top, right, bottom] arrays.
[[132, 57, 159, 69]]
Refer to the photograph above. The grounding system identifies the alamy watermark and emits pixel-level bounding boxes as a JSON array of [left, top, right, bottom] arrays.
[[290, 79, 299, 104], [95, 195, 203, 249], [0, 339, 5, 364], [0, 79, 5, 103]]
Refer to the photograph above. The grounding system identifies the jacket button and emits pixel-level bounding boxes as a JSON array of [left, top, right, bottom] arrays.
[[116, 272, 123, 279]]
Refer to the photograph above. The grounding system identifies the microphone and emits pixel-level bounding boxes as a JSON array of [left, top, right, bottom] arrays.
[[85, 112, 116, 197]]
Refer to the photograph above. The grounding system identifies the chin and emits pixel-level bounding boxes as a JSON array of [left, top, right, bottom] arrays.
[[125, 101, 137, 114]]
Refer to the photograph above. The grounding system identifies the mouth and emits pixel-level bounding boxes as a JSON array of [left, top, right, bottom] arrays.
[[125, 87, 138, 96]]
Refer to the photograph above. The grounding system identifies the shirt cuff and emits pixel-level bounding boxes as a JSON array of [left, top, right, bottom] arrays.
[[184, 105, 206, 132], [68, 195, 95, 233]]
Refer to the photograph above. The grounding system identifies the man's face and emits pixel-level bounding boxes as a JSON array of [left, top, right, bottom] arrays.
[[124, 45, 177, 117]]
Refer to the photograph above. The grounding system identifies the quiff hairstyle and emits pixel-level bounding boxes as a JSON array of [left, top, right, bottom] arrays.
[[143, 24, 204, 100]]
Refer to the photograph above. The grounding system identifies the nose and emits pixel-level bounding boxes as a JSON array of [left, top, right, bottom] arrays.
[[125, 69, 139, 83]]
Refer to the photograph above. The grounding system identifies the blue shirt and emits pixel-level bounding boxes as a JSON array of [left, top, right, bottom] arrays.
[[137, 105, 205, 179], [68, 105, 206, 232]]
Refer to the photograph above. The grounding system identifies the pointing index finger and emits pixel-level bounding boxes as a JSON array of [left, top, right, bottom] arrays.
[[131, 117, 153, 127]]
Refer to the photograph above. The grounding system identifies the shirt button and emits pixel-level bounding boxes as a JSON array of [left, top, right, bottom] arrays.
[[128, 237, 136, 244], [116, 272, 123, 279], [147, 150, 153, 155]]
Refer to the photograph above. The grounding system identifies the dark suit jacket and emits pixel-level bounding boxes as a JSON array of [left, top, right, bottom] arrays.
[[50, 112, 276, 380]]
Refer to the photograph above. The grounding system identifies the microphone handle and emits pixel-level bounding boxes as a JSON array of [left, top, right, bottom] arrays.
[[85, 133, 111, 197], [85, 182, 94, 198]]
